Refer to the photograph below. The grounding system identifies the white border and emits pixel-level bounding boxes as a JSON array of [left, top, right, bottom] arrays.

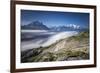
[[15, 4, 94, 69]]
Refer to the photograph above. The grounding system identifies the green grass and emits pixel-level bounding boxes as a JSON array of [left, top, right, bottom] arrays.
[[31, 52, 57, 62], [55, 50, 89, 60], [68, 31, 89, 41]]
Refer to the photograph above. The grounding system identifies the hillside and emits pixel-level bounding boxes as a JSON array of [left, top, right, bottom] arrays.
[[21, 31, 89, 63]]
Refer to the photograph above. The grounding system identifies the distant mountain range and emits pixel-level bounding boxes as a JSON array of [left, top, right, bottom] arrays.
[[21, 21, 88, 32], [21, 21, 49, 30], [50, 26, 88, 32]]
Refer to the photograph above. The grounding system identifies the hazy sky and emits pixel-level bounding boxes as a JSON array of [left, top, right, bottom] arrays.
[[21, 10, 89, 28]]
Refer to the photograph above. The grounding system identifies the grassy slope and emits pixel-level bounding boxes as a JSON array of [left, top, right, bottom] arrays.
[[21, 31, 89, 63]]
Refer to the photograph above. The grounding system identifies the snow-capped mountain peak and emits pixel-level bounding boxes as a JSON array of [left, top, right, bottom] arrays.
[[66, 24, 80, 29]]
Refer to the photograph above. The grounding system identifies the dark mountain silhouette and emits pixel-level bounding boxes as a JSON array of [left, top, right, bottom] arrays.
[[21, 21, 49, 30]]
